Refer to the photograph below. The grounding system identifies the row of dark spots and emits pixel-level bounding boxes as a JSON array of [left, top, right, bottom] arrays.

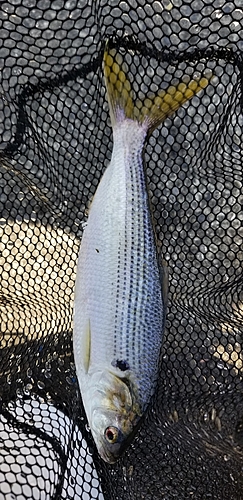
[[125, 152, 147, 364], [114, 228, 128, 354]]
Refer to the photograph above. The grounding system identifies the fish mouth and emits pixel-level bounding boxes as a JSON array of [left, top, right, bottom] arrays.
[[98, 445, 119, 464], [98, 414, 144, 464]]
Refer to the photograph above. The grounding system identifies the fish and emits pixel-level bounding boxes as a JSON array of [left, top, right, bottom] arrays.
[[73, 41, 211, 464]]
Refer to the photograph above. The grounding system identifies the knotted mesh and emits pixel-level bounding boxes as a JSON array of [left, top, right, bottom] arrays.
[[0, 1, 243, 499]]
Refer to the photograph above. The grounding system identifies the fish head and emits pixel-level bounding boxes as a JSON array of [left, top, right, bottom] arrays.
[[84, 369, 142, 463]]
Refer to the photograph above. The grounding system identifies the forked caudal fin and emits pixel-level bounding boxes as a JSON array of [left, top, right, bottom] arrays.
[[103, 41, 212, 133]]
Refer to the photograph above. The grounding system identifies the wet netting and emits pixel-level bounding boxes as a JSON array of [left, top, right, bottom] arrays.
[[0, 1, 243, 499]]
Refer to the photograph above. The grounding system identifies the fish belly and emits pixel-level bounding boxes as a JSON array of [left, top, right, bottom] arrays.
[[74, 120, 164, 409]]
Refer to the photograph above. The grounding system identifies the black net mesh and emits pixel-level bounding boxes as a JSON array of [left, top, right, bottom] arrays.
[[0, 1, 243, 499]]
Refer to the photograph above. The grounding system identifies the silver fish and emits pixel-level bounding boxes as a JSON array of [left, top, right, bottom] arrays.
[[73, 42, 211, 463]]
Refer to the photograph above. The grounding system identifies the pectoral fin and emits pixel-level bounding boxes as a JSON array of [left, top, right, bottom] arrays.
[[83, 319, 91, 374]]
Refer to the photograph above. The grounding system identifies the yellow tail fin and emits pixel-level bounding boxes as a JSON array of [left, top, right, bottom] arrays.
[[103, 41, 212, 133]]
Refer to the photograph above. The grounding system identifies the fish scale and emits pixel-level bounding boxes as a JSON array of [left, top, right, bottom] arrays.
[[73, 42, 212, 463], [75, 120, 163, 387], [111, 121, 163, 400]]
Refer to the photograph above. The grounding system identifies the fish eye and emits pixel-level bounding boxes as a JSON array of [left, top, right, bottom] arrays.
[[105, 426, 119, 444]]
